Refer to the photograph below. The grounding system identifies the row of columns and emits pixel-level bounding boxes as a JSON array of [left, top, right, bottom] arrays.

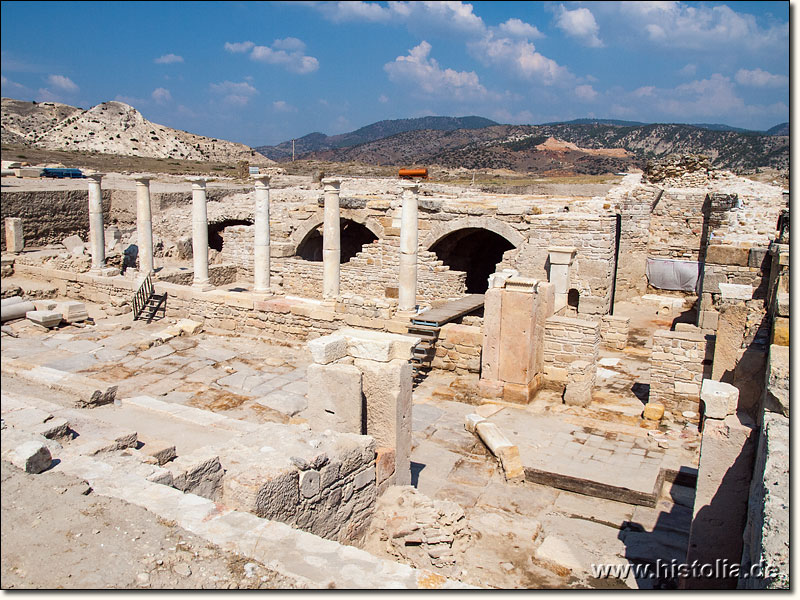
[[84, 173, 421, 308]]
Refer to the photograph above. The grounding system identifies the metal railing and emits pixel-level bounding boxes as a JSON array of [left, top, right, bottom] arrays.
[[132, 273, 153, 321]]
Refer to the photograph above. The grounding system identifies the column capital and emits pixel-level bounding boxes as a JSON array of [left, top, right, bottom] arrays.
[[86, 172, 105, 183], [186, 176, 207, 189], [399, 181, 419, 194], [321, 177, 342, 191], [251, 174, 271, 187], [132, 173, 154, 184], [548, 246, 577, 266]]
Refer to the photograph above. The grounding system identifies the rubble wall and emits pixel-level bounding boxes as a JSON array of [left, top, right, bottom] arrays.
[[0, 190, 111, 250], [649, 329, 710, 420], [542, 315, 600, 383], [431, 323, 482, 375]]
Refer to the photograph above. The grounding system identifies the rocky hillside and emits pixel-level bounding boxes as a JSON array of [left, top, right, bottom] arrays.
[[287, 122, 787, 173], [1, 98, 272, 164], [255, 115, 497, 161]]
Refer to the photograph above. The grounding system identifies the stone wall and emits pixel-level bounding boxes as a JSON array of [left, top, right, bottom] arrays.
[[0, 190, 112, 250], [648, 329, 710, 420], [614, 184, 658, 299], [647, 190, 708, 261], [501, 214, 616, 315], [431, 323, 482, 375], [600, 315, 629, 350], [542, 315, 600, 383]]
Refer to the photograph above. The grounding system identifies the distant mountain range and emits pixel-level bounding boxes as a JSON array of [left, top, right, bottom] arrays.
[[256, 117, 788, 174], [255, 116, 497, 161]]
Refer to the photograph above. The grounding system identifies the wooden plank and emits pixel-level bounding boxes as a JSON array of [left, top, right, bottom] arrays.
[[412, 293, 484, 327]]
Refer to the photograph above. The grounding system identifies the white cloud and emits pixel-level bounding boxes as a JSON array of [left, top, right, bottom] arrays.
[[498, 18, 543, 39], [1, 75, 28, 93], [210, 80, 258, 106], [272, 100, 297, 112], [224, 41, 256, 53], [469, 33, 570, 85], [47, 74, 78, 93], [555, 5, 603, 48], [114, 94, 146, 106], [151, 87, 172, 104], [311, 1, 391, 23], [384, 41, 490, 100], [574, 84, 598, 102], [735, 68, 788, 88], [491, 108, 534, 124], [154, 53, 184, 64], [611, 2, 787, 52], [249, 38, 318, 74], [378, 94, 389, 103], [632, 86, 656, 98], [678, 63, 697, 77]]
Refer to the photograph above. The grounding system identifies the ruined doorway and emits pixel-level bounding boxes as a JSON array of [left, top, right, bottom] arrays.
[[429, 228, 515, 293], [296, 219, 379, 263], [207, 219, 253, 252]]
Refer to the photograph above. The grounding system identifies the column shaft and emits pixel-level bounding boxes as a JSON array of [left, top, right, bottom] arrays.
[[253, 175, 271, 293], [189, 178, 210, 288], [87, 175, 106, 270], [398, 183, 419, 311], [322, 178, 341, 300], [134, 176, 154, 274]]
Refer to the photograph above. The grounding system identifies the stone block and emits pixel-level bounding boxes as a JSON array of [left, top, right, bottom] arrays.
[[1, 300, 35, 322], [62, 235, 85, 255], [643, 403, 665, 421], [25, 310, 62, 328], [306, 363, 362, 434], [772, 317, 789, 346], [355, 358, 412, 486], [440, 323, 482, 347], [776, 293, 789, 318], [748, 247, 769, 269], [764, 345, 789, 417], [375, 447, 395, 486], [307, 334, 347, 365], [5, 217, 24, 253], [700, 379, 738, 420], [674, 381, 699, 396], [145, 442, 177, 466], [58, 301, 89, 323], [718, 283, 753, 300], [8, 441, 52, 474], [299, 470, 321, 498], [705, 244, 750, 266], [176, 319, 204, 335], [464, 413, 487, 433], [698, 310, 719, 331], [340, 329, 419, 362]]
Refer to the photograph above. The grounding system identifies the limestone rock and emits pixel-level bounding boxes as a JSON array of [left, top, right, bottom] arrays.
[[8, 440, 52, 474]]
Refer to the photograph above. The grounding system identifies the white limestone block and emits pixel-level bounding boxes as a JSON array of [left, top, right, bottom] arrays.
[[25, 310, 63, 328], [700, 379, 739, 419], [718, 283, 753, 301], [307, 334, 347, 365]]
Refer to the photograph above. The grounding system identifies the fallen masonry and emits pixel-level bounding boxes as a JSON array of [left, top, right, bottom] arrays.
[[0, 158, 789, 589]]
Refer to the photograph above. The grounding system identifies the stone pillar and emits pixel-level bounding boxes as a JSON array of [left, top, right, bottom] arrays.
[[188, 177, 211, 290], [564, 360, 595, 407], [4, 217, 24, 254], [252, 174, 272, 293], [133, 174, 154, 275], [398, 182, 419, 312], [548, 246, 576, 312], [321, 177, 341, 300], [87, 173, 106, 271]]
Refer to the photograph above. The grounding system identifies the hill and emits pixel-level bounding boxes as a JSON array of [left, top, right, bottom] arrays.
[[255, 115, 497, 160], [285, 121, 787, 174], [1, 97, 272, 164]]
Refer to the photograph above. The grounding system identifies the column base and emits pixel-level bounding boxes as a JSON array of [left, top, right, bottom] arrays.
[[395, 309, 418, 320], [192, 281, 213, 291]]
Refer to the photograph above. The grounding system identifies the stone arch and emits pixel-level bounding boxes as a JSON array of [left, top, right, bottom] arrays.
[[290, 211, 384, 255], [422, 216, 525, 250]]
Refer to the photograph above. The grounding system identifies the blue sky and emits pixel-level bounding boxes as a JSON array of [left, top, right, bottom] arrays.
[[1, 1, 790, 146]]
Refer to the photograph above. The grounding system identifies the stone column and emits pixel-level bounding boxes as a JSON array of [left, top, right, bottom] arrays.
[[133, 174, 155, 275], [188, 177, 211, 290], [548, 246, 576, 311], [398, 182, 419, 312], [4, 217, 24, 254], [321, 177, 341, 300], [252, 174, 272, 293], [87, 173, 106, 271]]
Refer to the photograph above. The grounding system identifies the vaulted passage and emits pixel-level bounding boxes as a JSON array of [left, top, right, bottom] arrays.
[[430, 228, 515, 293], [208, 219, 253, 251], [296, 219, 379, 263]]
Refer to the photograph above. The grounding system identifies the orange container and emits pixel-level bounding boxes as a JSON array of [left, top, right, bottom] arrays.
[[398, 168, 428, 179]]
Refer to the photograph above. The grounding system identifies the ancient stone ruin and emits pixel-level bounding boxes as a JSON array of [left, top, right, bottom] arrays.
[[0, 160, 788, 589]]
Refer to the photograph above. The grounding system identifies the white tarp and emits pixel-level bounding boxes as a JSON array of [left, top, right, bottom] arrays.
[[646, 258, 700, 292]]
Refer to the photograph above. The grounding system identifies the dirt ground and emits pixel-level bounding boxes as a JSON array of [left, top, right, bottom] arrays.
[[0, 460, 300, 590]]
